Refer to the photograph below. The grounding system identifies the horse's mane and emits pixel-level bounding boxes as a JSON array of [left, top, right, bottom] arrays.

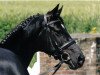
[[0, 14, 39, 45]]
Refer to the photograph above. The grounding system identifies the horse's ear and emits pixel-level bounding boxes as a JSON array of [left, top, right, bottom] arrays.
[[47, 4, 59, 16], [58, 5, 63, 16]]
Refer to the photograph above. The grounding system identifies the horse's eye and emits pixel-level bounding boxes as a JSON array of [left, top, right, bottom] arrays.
[[56, 34, 60, 37]]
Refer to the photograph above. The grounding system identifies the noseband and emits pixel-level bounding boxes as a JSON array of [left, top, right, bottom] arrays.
[[40, 15, 76, 75]]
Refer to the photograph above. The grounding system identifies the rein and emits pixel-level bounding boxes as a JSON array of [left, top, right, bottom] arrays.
[[40, 15, 76, 75]]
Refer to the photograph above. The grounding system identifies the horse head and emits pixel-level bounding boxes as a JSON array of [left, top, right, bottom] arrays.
[[39, 4, 85, 70]]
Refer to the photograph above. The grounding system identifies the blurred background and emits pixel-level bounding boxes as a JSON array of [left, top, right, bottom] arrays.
[[0, 1, 100, 75], [0, 1, 100, 40]]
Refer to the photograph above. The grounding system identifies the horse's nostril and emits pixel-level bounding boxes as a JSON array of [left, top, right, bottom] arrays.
[[78, 55, 85, 65]]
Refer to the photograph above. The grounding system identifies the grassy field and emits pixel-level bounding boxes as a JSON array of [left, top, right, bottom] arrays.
[[0, 1, 100, 39], [0, 1, 100, 67]]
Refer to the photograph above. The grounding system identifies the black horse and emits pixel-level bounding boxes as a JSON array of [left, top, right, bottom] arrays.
[[0, 4, 85, 75]]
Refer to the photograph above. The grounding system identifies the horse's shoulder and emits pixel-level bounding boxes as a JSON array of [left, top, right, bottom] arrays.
[[0, 48, 29, 75]]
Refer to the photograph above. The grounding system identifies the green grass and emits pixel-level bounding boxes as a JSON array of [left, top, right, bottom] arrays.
[[0, 1, 100, 38], [29, 53, 37, 68], [0, 1, 100, 67]]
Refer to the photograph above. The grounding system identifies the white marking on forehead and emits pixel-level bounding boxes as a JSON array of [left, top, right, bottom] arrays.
[[61, 24, 65, 29]]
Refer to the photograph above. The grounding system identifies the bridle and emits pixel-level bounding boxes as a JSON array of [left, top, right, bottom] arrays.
[[40, 15, 76, 75]]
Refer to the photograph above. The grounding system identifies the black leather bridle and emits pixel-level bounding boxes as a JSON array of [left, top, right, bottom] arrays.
[[40, 15, 76, 75]]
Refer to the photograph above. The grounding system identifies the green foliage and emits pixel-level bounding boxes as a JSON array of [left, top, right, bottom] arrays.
[[0, 1, 99, 39], [29, 53, 37, 68], [63, 14, 98, 33], [0, 1, 100, 39]]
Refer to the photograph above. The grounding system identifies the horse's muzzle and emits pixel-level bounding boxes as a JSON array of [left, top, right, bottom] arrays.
[[68, 54, 85, 70]]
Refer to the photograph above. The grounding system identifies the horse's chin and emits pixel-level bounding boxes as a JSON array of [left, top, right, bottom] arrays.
[[68, 65, 78, 70], [67, 60, 81, 70]]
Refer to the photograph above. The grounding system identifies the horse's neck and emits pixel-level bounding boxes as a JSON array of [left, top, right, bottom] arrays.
[[0, 28, 36, 68], [0, 15, 41, 68]]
